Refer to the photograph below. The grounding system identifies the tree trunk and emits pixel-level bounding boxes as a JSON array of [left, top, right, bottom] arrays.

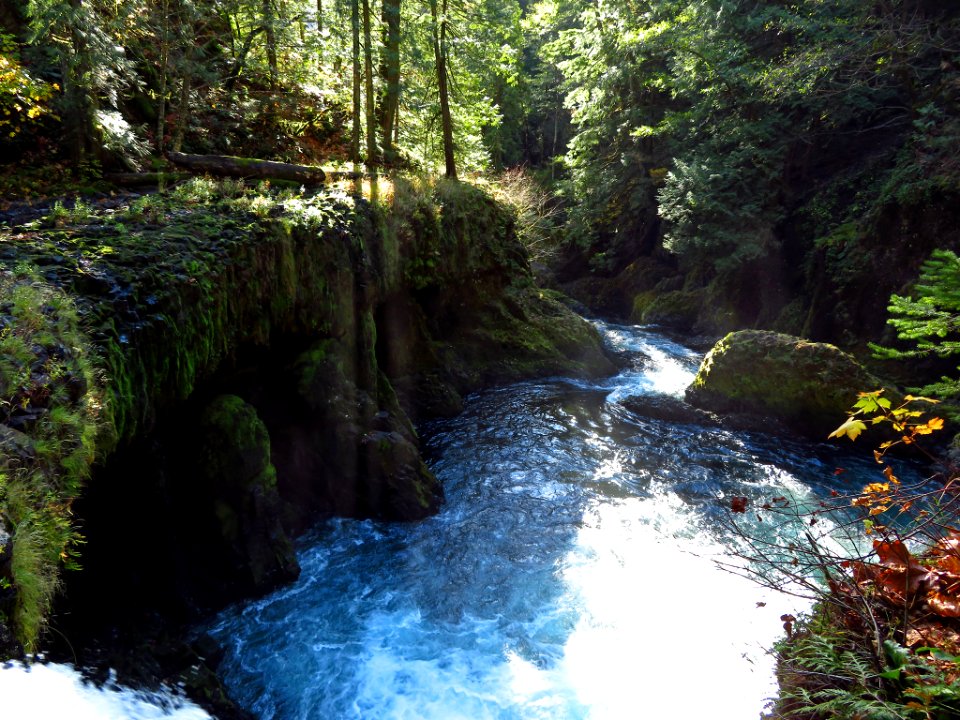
[[351, 0, 361, 168], [66, 0, 99, 163], [155, 0, 170, 154], [362, 0, 377, 165], [171, 71, 192, 153], [225, 26, 266, 92], [377, 0, 400, 163], [263, 0, 279, 88], [430, 0, 455, 179], [166, 152, 327, 183]]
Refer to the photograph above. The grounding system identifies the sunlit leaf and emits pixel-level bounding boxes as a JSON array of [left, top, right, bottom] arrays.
[[828, 416, 867, 441]]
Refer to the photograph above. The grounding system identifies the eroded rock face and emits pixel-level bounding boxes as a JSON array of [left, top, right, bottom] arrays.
[[264, 336, 443, 527], [193, 394, 299, 598], [685, 330, 885, 438]]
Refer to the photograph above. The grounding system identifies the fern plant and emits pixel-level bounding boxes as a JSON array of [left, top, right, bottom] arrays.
[[872, 249, 960, 400]]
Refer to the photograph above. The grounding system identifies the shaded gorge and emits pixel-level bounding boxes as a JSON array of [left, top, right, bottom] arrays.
[[203, 321, 908, 719]]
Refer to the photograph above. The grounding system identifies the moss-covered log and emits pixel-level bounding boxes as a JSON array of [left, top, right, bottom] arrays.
[[166, 152, 327, 184]]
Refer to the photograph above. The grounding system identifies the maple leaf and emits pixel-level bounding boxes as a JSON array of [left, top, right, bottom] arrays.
[[875, 540, 916, 569], [928, 591, 960, 618], [730, 496, 748, 513], [828, 417, 867, 441]]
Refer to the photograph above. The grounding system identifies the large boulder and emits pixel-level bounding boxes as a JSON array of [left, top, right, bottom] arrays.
[[194, 394, 300, 598], [685, 330, 886, 438]]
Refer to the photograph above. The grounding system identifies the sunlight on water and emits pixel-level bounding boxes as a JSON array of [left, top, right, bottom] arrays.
[[0, 662, 211, 720], [557, 497, 807, 720], [599, 323, 701, 401]]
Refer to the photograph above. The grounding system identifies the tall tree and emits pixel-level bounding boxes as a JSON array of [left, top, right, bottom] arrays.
[[362, 0, 377, 164], [351, 0, 361, 167], [377, 0, 400, 163], [429, 0, 455, 178]]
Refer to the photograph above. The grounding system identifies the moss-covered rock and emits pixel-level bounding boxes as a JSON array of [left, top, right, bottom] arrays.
[[686, 329, 886, 438], [266, 336, 443, 525], [194, 394, 299, 598], [630, 289, 703, 330]]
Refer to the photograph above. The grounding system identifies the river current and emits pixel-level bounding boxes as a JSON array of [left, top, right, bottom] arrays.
[[204, 321, 887, 720], [2, 321, 896, 719]]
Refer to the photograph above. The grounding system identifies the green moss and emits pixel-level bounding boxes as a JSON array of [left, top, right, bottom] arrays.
[[198, 395, 276, 493], [633, 289, 702, 329]]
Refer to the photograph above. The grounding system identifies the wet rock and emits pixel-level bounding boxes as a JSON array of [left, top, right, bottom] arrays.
[[620, 394, 719, 427], [361, 430, 443, 520], [630, 289, 704, 331], [194, 394, 299, 598], [685, 330, 887, 439], [268, 339, 443, 525], [0, 425, 35, 465]]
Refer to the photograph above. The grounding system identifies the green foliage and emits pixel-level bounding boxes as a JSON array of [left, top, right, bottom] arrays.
[[0, 267, 102, 650], [872, 250, 960, 400], [777, 611, 960, 720], [529, 0, 960, 280]]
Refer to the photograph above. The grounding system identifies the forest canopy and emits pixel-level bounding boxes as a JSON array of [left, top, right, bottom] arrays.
[[1, 0, 959, 343]]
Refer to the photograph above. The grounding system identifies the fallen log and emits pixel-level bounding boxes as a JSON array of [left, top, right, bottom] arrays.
[[105, 172, 191, 186], [166, 152, 327, 185]]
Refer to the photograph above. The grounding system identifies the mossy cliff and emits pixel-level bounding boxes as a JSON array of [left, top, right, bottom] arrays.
[[0, 178, 613, 656]]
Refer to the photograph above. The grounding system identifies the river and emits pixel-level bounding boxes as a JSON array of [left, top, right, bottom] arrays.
[[1, 321, 894, 719], [202, 321, 886, 720]]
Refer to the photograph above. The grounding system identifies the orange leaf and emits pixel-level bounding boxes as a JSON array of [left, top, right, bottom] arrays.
[[883, 466, 900, 485], [875, 540, 917, 570], [928, 591, 960, 618]]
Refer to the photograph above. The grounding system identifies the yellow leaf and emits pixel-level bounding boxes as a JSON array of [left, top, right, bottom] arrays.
[[869, 505, 889, 516], [828, 417, 867, 441], [883, 466, 899, 485]]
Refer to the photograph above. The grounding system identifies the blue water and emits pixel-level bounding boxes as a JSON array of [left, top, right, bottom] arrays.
[[204, 322, 909, 720]]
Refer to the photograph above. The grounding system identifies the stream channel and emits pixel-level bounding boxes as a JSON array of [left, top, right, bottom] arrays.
[[3, 320, 908, 719]]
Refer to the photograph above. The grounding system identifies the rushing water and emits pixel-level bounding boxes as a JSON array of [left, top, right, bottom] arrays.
[[203, 321, 896, 720], [0, 660, 211, 719]]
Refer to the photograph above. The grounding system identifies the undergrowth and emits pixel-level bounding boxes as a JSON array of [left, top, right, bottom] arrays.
[[0, 265, 102, 651]]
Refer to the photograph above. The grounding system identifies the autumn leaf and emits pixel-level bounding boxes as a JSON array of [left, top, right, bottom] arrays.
[[928, 591, 960, 618], [875, 540, 916, 569], [914, 417, 946, 435], [828, 416, 867, 441], [730, 496, 749, 513], [883, 466, 899, 484]]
